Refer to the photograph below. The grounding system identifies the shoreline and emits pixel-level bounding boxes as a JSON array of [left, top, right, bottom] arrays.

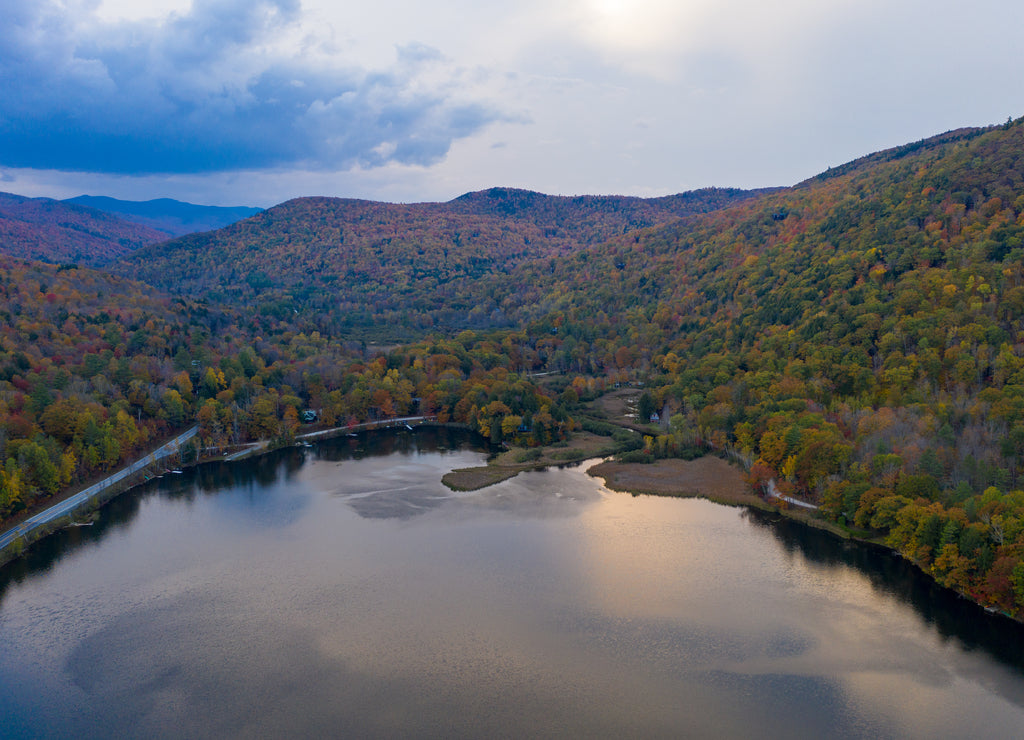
[[0, 426, 199, 565], [0, 418, 435, 566], [584, 454, 1020, 624], [460, 446, 1013, 623], [3, 420, 1019, 624], [441, 429, 623, 491]]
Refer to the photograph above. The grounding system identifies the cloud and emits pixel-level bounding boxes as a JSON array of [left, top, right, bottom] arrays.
[[0, 0, 505, 175]]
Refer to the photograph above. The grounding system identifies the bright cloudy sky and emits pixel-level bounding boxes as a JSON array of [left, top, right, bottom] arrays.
[[1, 0, 1022, 206]]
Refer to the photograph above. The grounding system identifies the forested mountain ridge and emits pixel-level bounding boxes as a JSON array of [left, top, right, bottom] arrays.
[[113, 187, 770, 341], [797, 125, 992, 186], [490, 122, 1021, 327], [445, 186, 778, 226], [0, 192, 168, 266], [470, 118, 1024, 613], [63, 195, 263, 238]]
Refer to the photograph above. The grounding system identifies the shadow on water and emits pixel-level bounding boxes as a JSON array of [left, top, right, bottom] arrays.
[[312, 425, 488, 464], [0, 427, 485, 602], [743, 507, 1024, 672]]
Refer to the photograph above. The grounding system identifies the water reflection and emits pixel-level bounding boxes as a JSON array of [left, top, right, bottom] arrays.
[[3, 434, 1024, 738], [0, 427, 486, 601], [744, 507, 1024, 671]]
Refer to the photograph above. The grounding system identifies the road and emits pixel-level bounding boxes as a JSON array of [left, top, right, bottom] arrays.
[[297, 416, 436, 441], [0, 426, 198, 553], [765, 478, 819, 510], [221, 416, 437, 462]]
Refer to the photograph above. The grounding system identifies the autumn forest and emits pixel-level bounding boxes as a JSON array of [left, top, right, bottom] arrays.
[[4, 119, 1024, 616]]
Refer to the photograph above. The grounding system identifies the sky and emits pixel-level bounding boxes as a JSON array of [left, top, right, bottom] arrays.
[[1, 0, 1022, 207]]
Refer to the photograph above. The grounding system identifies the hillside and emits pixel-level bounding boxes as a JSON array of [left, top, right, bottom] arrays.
[[64, 195, 262, 237], [113, 187, 769, 340], [0, 192, 168, 266], [0, 255, 232, 516], [467, 119, 1024, 613], [0, 255, 562, 526]]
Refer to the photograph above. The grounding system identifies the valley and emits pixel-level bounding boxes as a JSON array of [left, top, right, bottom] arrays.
[[3, 119, 1024, 617]]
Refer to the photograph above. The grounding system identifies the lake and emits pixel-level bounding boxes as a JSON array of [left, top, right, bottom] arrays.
[[2, 427, 1024, 738]]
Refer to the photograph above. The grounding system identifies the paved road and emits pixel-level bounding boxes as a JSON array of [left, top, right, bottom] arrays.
[[221, 417, 437, 462], [765, 478, 819, 510], [297, 416, 435, 441], [224, 440, 270, 462], [0, 426, 198, 552]]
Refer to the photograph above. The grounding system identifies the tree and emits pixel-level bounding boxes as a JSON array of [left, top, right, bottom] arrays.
[[162, 389, 187, 425], [39, 399, 80, 443], [19, 442, 60, 495], [0, 464, 25, 516], [282, 406, 299, 440], [636, 392, 656, 423]]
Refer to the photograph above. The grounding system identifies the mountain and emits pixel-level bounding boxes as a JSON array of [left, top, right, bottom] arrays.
[[113, 186, 771, 341], [64, 195, 263, 238], [466, 119, 1024, 612], [445, 186, 779, 226], [493, 122, 1024, 327], [0, 192, 168, 266]]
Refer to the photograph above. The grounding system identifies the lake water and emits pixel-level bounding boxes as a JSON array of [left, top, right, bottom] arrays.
[[3, 428, 1024, 738]]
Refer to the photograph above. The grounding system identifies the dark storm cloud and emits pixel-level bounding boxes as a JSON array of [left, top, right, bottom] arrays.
[[0, 0, 501, 174]]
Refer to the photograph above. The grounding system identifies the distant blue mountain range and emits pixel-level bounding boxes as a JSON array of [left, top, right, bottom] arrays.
[[64, 195, 262, 237]]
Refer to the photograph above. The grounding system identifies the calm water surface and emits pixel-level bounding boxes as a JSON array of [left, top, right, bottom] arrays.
[[3, 428, 1024, 738]]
